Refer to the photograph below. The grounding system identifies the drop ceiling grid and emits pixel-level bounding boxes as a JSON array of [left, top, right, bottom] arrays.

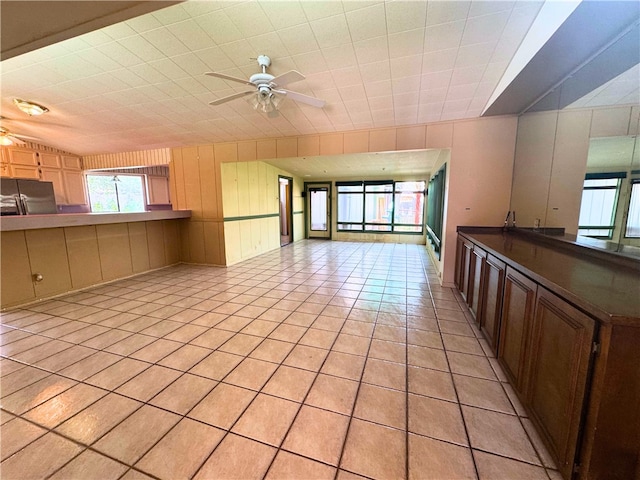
[[1, 0, 546, 154]]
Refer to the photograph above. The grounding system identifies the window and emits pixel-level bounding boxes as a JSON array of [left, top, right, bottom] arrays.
[[426, 165, 446, 255], [336, 180, 425, 233], [577, 174, 623, 238], [87, 174, 146, 213], [625, 180, 640, 238]]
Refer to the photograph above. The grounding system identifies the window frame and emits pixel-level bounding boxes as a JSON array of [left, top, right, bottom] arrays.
[[577, 172, 624, 239], [624, 177, 640, 238], [86, 172, 148, 213], [336, 180, 426, 234]]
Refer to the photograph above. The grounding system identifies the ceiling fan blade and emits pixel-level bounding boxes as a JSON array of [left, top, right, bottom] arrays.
[[209, 91, 255, 106], [280, 89, 326, 108], [271, 70, 305, 87], [205, 72, 253, 86]]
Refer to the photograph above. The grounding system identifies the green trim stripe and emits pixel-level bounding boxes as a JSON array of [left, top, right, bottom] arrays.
[[224, 213, 279, 222], [293, 210, 304, 215]]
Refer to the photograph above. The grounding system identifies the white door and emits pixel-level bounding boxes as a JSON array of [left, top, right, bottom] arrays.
[[307, 184, 331, 239]]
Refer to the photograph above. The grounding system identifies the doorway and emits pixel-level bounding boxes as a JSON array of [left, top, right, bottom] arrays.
[[306, 183, 331, 239], [279, 176, 293, 246]]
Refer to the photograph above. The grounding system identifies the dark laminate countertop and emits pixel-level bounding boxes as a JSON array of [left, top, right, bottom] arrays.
[[459, 229, 640, 326]]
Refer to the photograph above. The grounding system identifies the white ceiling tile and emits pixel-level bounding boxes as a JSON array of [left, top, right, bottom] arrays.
[[344, 98, 371, 113], [168, 52, 211, 77], [259, 1, 308, 30], [393, 92, 418, 107], [443, 98, 471, 111], [338, 84, 367, 100], [78, 29, 114, 47], [193, 46, 235, 72], [426, 1, 470, 26], [369, 95, 393, 110], [450, 65, 485, 86], [386, 0, 427, 33], [120, 35, 166, 62], [331, 66, 363, 87], [490, 37, 521, 63], [321, 44, 357, 69], [125, 13, 164, 33], [359, 60, 391, 81], [394, 105, 418, 118], [292, 50, 329, 75], [152, 4, 192, 25], [96, 42, 145, 67], [475, 81, 498, 98], [225, 2, 274, 38], [371, 108, 394, 121], [365, 79, 392, 98], [461, 11, 511, 46], [388, 28, 425, 59], [390, 55, 423, 78], [102, 22, 138, 40], [218, 40, 258, 66], [422, 48, 457, 73], [468, 1, 514, 18], [424, 20, 465, 52], [74, 48, 122, 72], [354, 36, 389, 65], [166, 20, 216, 51], [455, 42, 495, 68], [194, 11, 244, 44], [481, 61, 508, 83], [129, 63, 171, 84], [310, 15, 352, 49], [173, 76, 211, 95], [141, 28, 190, 57], [345, 3, 387, 42], [446, 83, 477, 100], [421, 70, 452, 89], [277, 23, 320, 55], [391, 75, 421, 94], [247, 32, 291, 61], [419, 87, 448, 104], [301, 1, 344, 21]]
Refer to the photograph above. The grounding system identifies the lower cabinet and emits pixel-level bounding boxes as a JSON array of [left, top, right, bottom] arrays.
[[468, 246, 485, 322], [527, 287, 596, 479], [498, 266, 537, 393], [479, 254, 505, 354]]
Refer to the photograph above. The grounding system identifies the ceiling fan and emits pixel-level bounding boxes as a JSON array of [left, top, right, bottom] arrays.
[[0, 127, 38, 146], [205, 55, 325, 117]]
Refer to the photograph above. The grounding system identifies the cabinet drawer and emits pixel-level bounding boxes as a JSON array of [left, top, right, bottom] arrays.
[[10, 164, 40, 179], [39, 153, 61, 168]]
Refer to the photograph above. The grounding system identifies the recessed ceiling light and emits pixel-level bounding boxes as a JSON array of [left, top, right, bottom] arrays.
[[13, 98, 49, 116]]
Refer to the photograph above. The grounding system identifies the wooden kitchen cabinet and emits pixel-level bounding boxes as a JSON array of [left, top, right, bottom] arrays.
[[63, 170, 87, 205], [498, 265, 537, 394], [61, 155, 82, 170], [479, 254, 505, 353], [147, 175, 171, 205], [527, 287, 596, 479], [40, 167, 66, 204], [10, 164, 40, 179], [0, 162, 10, 177], [7, 147, 38, 166], [456, 237, 473, 302], [39, 153, 61, 168], [468, 245, 485, 322]]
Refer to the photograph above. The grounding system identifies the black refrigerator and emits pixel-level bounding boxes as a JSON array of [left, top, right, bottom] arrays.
[[0, 178, 58, 215]]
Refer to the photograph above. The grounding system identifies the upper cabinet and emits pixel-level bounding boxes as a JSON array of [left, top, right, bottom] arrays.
[[147, 175, 170, 205], [0, 146, 87, 205]]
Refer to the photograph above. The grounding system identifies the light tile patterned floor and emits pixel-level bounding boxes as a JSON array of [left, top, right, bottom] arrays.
[[0, 240, 562, 480]]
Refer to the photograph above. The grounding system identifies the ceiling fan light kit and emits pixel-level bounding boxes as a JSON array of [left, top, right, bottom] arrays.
[[205, 55, 325, 116], [13, 98, 49, 116]]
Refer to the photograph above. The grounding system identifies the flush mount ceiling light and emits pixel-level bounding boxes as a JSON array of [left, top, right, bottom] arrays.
[[13, 98, 49, 116]]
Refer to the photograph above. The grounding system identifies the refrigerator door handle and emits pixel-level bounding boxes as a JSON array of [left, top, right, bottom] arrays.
[[13, 194, 24, 215], [19, 194, 29, 215]]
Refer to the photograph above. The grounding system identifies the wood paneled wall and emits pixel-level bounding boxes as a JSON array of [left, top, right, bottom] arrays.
[[83, 148, 171, 170], [1, 220, 181, 309]]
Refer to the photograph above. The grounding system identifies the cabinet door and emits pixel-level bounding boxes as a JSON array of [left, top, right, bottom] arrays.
[[527, 288, 595, 479], [61, 155, 82, 170], [8, 148, 38, 166], [39, 153, 61, 168], [40, 167, 66, 204], [458, 239, 473, 301], [480, 254, 505, 354], [455, 235, 465, 291], [10, 164, 40, 179], [468, 246, 486, 322], [498, 266, 537, 394], [0, 162, 10, 178], [62, 170, 87, 205], [147, 175, 170, 204]]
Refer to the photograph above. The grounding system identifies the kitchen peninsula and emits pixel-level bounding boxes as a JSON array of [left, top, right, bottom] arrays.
[[1, 210, 191, 309]]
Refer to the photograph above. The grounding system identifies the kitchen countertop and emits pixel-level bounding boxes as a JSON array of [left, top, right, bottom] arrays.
[[0, 210, 191, 232], [459, 228, 640, 325]]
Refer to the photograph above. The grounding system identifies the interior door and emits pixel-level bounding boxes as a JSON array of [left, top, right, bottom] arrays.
[[307, 183, 330, 239], [279, 176, 293, 246]]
